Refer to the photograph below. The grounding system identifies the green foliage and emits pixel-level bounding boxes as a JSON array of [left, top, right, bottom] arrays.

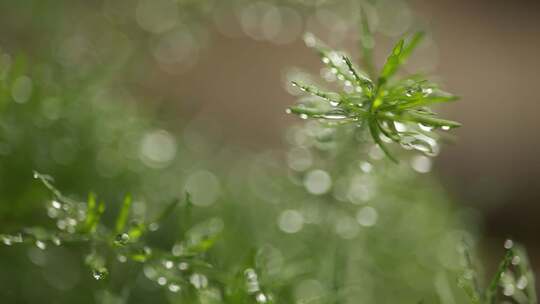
[[1, 172, 228, 296], [458, 240, 537, 304], [0, 2, 536, 304], [289, 30, 460, 163]]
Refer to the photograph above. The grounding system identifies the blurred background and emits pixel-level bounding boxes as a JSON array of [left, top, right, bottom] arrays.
[[0, 0, 539, 302]]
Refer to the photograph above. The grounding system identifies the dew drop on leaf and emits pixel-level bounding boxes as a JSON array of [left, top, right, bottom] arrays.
[[168, 283, 181, 293], [114, 233, 130, 245], [92, 268, 108, 281], [255, 292, 268, 303], [35, 240, 47, 250], [157, 276, 167, 286]]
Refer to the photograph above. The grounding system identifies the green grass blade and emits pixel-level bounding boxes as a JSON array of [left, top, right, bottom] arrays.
[[485, 248, 514, 304], [379, 39, 405, 85], [115, 195, 132, 234], [457, 241, 482, 304], [83, 195, 105, 234], [379, 32, 425, 85], [400, 32, 425, 63]]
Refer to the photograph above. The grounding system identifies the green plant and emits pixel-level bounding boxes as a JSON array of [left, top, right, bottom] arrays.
[[288, 26, 460, 163], [0, 4, 536, 304], [458, 239, 537, 304]]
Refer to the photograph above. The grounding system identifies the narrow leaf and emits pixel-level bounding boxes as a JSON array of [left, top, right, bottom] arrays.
[[115, 195, 132, 233], [292, 81, 341, 104], [368, 117, 398, 163]]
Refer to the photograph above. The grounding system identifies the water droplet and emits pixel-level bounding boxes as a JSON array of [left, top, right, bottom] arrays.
[[157, 276, 168, 286], [516, 275, 528, 290], [285, 108, 292, 114], [322, 114, 346, 120], [148, 222, 160, 232], [178, 262, 189, 271], [394, 122, 407, 132], [441, 125, 451, 131], [503, 284, 515, 296], [244, 268, 257, 280], [418, 123, 433, 132], [400, 134, 439, 156], [163, 260, 174, 269], [244, 268, 260, 293], [410, 155, 432, 174], [322, 57, 330, 64], [504, 239, 514, 249], [57, 219, 67, 230], [117, 255, 127, 263], [360, 162, 373, 173], [511, 255, 521, 265], [299, 114, 308, 120], [35, 240, 47, 250], [115, 233, 130, 245], [52, 236, 61, 246], [303, 33, 316, 47], [422, 88, 434, 96], [2, 235, 12, 246], [255, 292, 268, 303], [51, 200, 62, 209], [92, 268, 108, 280], [168, 283, 181, 293]]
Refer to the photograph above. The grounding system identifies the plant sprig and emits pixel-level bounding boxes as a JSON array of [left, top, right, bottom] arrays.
[[288, 30, 461, 163], [459, 239, 538, 304], [1, 172, 222, 293]]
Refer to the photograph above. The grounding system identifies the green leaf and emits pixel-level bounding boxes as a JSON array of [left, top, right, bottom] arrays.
[[115, 195, 132, 234], [342, 56, 374, 97], [379, 39, 405, 84], [287, 105, 327, 117], [153, 197, 181, 224], [368, 117, 398, 163], [457, 241, 482, 304], [83, 193, 105, 233], [393, 93, 459, 111], [485, 248, 514, 304], [292, 81, 341, 104], [379, 32, 425, 85], [401, 32, 425, 63], [402, 111, 462, 129]]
